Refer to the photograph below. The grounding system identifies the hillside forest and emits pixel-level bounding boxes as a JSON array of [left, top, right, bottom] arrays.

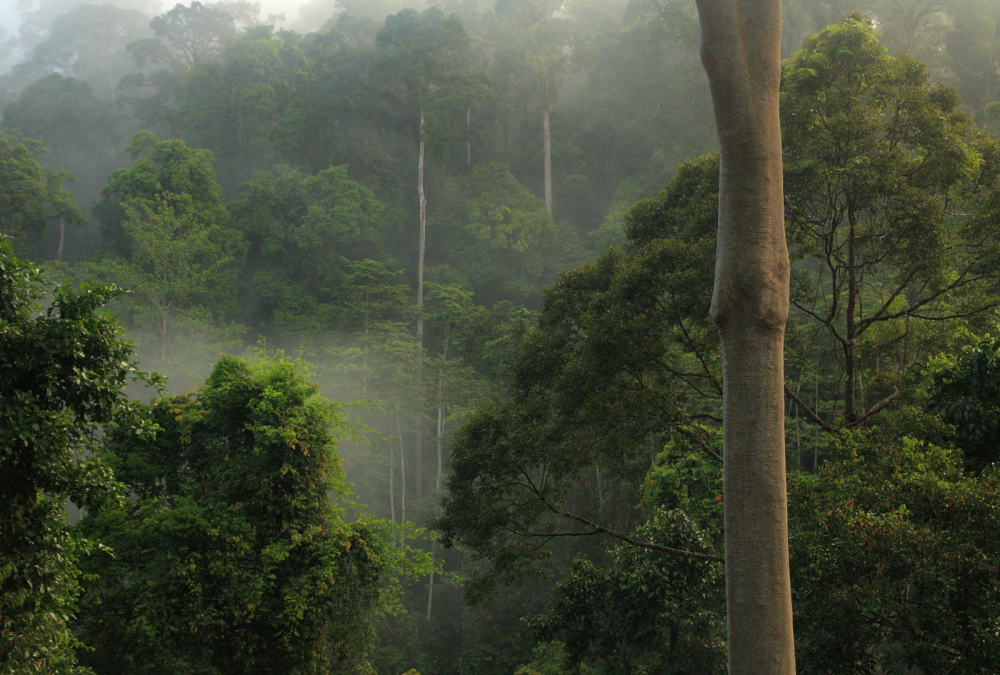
[[4, 0, 1000, 673]]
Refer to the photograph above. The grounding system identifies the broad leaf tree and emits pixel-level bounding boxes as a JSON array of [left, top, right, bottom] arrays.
[[75, 355, 388, 674], [783, 16, 1000, 431], [0, 243, 156, 672]]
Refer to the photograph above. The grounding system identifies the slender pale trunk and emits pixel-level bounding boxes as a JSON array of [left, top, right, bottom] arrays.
[[466, 108, 472, 166], [426, 538, 437, 621], [396, 405, 406, 537], [844, 208, 858, 425], [427, 321, 449, 621], [415, 106, 427, 498], [794, 382, 803, 470], [543, 106, 553, 216], [814, 356, 820, 471], [695, 1, 796, 673], [161, 316, 167, 361], [389, 428, 396, 526], [57, 218, 65, 262]]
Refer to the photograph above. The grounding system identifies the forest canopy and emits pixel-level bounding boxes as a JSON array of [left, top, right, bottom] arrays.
[[3, 1, 1000, 674]]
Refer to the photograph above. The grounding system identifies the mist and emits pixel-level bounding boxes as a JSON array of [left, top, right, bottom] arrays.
[[5, 0, 1000, 673]]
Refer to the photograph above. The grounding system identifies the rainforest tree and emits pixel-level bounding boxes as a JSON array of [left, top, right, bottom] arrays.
[[76, 355, 388, 675], [0, 243, 156, 672]]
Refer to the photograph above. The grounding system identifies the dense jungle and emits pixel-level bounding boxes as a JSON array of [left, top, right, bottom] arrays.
[[3, 0, 1000, 673]]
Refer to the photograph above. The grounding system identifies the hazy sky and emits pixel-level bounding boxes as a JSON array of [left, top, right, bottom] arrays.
[[0, 0, 316, 48]]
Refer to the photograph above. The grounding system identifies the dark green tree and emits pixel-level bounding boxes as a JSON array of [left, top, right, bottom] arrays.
[[0, 130, 82, 255], [76, 354, 388, 675], [229, 164, 393, 334], [788, 409, 1000, 673], [435, 154, 724, 602], [928, 332, 1000, 472], [3, 74, 117, 260], [782, 16, 1000, 430], [0, 242, 156, 672]]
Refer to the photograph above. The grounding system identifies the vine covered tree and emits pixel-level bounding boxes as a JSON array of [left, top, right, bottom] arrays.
[[0, 243, 156, 671]]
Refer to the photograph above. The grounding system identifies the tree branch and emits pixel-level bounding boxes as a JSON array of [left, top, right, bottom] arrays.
[[784, 383, 839, 435], [547, 505, 724, 563]]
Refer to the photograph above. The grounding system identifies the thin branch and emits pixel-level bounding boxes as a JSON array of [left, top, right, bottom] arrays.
[[850, 388, 900, 428], [784, 384, 840, 435], [677, 320, 723, 396], [546, 505, 724, 563], [670, 424, 724, 463]]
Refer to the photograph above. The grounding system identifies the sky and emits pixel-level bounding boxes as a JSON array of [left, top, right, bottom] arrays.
[[0, 0, 316, 50], [0, 0, 325, 73]]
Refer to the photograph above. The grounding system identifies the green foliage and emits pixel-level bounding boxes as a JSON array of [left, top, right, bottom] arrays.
[[928, 332, 1000, 472], [96, 130, 231, 258], [789, 408, 1000, 673], [376, 7, 469, 105], [782, 14, 1000, 427], [180, 28, 309, 181], [435, 154, 723, 601], [0, 131, 82, 250], [642, 440, 723, 538], [91, 131, 241, 361], [530, 512, 725, 675], [0, 243, 155, 672], [464, 163, 554, 253], [448, 162, 568, 304], [76, 355, 387, 675], [230, 164, 393, 333], [128, 1, 236, 71], [3, 75, 116, 159]]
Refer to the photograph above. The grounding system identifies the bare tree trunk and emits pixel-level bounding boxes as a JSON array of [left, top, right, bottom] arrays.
[[396, 405, 406, 538], [415, 106, 427, 498], [814, 354, 820, 471], [844, 208, 858, 425], [794, 382, 802, 470], [389, 429, 396, 527], [57, 218, 65, 262], [161, 316, 167, 361], [426, 539, 437, 621], [543, 106, 553, 216], [427, 322, 449, 621], [695, 1, 796, 673]]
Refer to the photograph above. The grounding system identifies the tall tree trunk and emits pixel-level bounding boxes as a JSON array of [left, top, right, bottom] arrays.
[[695, 1, 796, 673], [426, 538, 437, 621], [844, 207, 858, 425], [396, 405, 406, 538], [389, 429, 396, 527], [57, 218, 65, 263], [427, 321, 449, 622], [814, 355, 820, 471], [466, 108, 472, 167], [161, 316, 167, 361], [415, 106, 427, 498], [543, 106, 553, 217]]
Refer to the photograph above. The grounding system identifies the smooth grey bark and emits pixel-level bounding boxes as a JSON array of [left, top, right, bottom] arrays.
[[427, 321, 449, 621], [57, 218, 65, 263], [415, 106, 426, 497], [389, 432, 396, 527], [543, 107, 552, 216], [694, 1, 796, 673], [396, 405, 406, 541]]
